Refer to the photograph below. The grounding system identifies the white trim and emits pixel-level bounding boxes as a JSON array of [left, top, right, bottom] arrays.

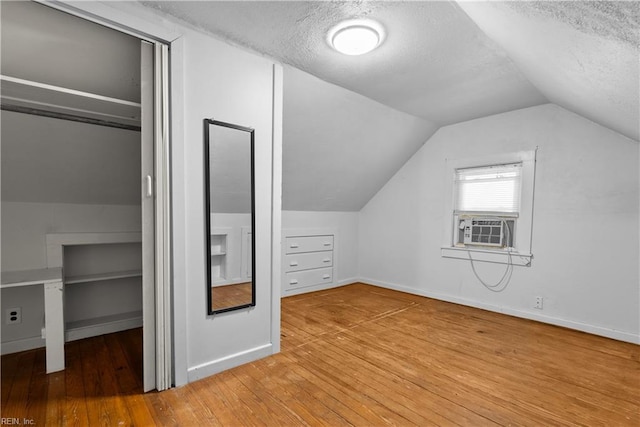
[[360, 278, 640, 345], [1, 268, 62, 288], [169, 36, 187, 387], [187, 344, 273, 382], [443, 150, 537, 263], [46, 232, 142, 268], [41, 1, 179, 43], [441, 247, 532, 267], [1, 337, 45, 356], [271, 63, 284, 354], [66, 311, 142, 342]]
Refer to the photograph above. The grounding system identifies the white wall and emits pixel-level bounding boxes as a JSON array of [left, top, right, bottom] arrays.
[[1, 202, 141, 348], [283, 211, 359, 290], [359, 104, 639, 343], [177, 26, 280, 382]]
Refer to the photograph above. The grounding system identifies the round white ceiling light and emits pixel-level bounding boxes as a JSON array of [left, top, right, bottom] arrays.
[[329, 20, 385, 56]]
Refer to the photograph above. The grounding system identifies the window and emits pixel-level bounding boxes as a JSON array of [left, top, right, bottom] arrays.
[[454, 163, 522, 214], [453, 163, 522, 249], [441, 151, 536, 266]]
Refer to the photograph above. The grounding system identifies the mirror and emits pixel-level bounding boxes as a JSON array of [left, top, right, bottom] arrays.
[[204, 118, 255, 314]]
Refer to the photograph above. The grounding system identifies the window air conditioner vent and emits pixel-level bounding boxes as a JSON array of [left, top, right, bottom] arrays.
[[461, 217, 507, 248]]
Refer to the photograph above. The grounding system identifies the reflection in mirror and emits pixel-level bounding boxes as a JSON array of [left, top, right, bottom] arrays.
[[204, 119, 255, 314]]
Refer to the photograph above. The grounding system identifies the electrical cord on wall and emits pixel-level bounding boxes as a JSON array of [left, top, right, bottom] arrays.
[[467, 220, 513, 292]]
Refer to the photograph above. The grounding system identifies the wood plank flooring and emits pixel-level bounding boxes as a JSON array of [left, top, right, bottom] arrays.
[[211, 282, 253, 311], [2, 283, 639, 425]]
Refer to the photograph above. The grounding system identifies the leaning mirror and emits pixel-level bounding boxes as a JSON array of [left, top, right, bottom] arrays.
[[204, 119, 255, 314]]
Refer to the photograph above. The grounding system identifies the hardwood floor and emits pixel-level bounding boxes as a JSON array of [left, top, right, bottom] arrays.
[[2, 283, 639, 425], [211, 282, 253, 311]]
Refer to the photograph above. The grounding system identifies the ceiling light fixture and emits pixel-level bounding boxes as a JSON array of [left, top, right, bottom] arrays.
[[329, 20, 385, 56]]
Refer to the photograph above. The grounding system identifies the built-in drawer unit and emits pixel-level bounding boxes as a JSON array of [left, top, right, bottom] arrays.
[[285, 251, 333, 272], [285, 267, 333, 289], [283, 232, 335, 293], [285, 235, 333, 254]]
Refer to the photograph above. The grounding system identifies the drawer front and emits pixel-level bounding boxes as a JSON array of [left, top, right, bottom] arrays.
[[285, 235, 334, 254], [285, 267, 333, 289], [285, 252, 333, 272]]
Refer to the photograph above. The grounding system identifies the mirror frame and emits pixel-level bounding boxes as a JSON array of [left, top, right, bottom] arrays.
[[204, 118, 256, 315]]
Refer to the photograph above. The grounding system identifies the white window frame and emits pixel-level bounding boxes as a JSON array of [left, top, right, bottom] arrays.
[[441, 150, 536, 266]]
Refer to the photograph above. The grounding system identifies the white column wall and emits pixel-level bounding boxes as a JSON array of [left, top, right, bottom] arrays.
[[180, 29, 280, 381]]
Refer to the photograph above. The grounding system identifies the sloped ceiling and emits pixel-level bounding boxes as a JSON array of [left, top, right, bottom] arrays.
[[457, 1, 639, 142], [141, 1, 548, 126], [140, 0, 638, 212], [2, 1, 637, 210], [283, 66, 437, 211]]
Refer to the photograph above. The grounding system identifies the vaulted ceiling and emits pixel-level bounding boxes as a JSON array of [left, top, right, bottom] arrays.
[[141, 0, 639, 211], [1, 1, 638, 211]]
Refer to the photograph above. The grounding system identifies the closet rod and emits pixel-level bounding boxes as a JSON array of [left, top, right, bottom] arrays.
[[0, 104, 141, 132]]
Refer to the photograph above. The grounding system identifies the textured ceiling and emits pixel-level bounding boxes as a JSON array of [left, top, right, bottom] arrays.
[[458, 1, 639, 141], [140, 0, 549, 126], [2, 1, 637, 211], [139, 0, 639, 211]]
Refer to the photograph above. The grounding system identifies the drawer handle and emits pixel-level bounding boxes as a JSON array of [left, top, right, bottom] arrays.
[[322, 274, 331, 279], [323, 242, 331, 246], [322, 258, 331, 263], [290, 243, 299, 248], [289, 261, 298, 267], [289, 279, 299, 285]]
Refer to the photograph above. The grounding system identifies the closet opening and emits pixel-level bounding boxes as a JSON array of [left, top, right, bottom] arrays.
[[1, 1, 170, 392]]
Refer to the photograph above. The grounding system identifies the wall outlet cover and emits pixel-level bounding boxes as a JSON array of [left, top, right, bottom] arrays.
[[6, 307, 22, 324]]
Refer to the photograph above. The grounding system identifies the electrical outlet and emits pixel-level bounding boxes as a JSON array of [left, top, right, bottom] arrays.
[[6, 307, 22, 324], [534, 297, 543, 310]]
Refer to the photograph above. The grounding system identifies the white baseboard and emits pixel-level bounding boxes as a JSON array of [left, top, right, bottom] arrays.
[[360, 277, 640, 345], [2, 313, 143, 356], [66, 312, 143, 342], [1, 336, 45, 355], [187, 343, 273, 383]]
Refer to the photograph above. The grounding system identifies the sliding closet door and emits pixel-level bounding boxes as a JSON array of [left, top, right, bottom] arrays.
[[141, 40, 172, 392], [140, 40, 156, 392]]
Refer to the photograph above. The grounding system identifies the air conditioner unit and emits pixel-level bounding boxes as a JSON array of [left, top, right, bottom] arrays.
[[460, 217, 507, 248]]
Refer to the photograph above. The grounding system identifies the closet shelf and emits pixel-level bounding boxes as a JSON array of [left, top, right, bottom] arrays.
[[65, 269, 142, 285], [0, 74, 141, 131]]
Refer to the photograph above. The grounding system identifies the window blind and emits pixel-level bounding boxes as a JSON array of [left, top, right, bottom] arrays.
[[454, 163, 522, 213]]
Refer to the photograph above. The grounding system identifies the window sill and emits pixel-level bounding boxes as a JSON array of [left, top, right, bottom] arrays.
[[441, 246, 532, 267]]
